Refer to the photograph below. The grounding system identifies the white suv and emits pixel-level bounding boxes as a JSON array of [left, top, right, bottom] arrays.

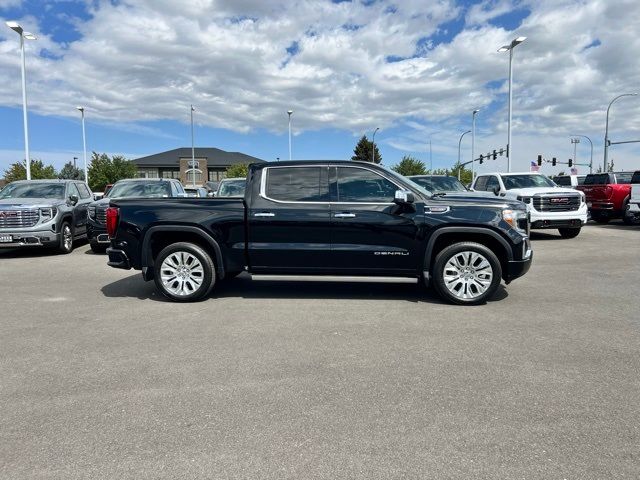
[[472, 172, 588, 238]]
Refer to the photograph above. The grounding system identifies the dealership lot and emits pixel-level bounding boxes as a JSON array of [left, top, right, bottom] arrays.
[[1, 223, 639, 479]]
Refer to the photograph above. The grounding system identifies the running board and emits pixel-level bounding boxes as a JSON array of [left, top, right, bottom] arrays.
[[249, 275, 418, 284]]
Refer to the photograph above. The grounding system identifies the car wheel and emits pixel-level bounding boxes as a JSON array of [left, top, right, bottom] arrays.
[[153, 242, 215, 302], [57, 221, 74, 254], [622, 200, 639, 225], [558, 227, 581, 238], [432, 242, 502, 306], [90, 242, 107, 254]]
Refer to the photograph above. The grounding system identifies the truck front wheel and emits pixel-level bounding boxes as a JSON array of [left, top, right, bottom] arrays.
[[154, 242, 215, 302], [432, 242, 502, 306]]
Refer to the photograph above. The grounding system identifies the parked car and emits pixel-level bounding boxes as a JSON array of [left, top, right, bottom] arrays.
[[471, 172, 587, 238], [408, 175, 468, 193], [87, 178, 186, 253], [624, 171, 640, 223], [552, 174, 586, 188], [183, 186, 208, 198], [0, 179, 93, 253], [204, 181, 219, 196], [576, 171, 637, 224], [105, 161, 532, 305], [215, 177, 246, 197]]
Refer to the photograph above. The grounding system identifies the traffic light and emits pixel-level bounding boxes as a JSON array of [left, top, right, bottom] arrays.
[[499, 148, 504, 156], [568, 158, 573, 167], [492, 149, 497, 160], [479, 154, 484, 165], [552, 157, 557, 166], [537, 155, 542, 166]]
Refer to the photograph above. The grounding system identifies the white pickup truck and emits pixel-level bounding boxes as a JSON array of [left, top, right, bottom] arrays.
[[626, 171, 640, 221], [471, 172, 588, 238]]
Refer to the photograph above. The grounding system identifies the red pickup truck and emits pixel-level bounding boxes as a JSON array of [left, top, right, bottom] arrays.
[[577, 171, 638, 224]]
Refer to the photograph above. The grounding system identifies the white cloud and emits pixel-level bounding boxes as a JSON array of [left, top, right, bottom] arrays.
[[0, 0, 639, 170]]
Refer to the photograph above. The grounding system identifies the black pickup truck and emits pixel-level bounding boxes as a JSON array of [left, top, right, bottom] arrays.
[[106, 161, 532, 305]]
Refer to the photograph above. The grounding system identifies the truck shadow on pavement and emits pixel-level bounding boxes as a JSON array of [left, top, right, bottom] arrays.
[[101, 272, 508, 305]]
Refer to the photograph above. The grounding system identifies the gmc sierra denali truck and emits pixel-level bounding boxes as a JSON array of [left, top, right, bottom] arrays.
[[0, 179, 93, 253], [106, 161, 532, 305], [577, 171, 638, 224]]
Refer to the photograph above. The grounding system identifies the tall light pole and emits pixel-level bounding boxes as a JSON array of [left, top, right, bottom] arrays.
[[190, 104, 196, 187], [498, 36, 526, 172], [604, 93, 637, 172], [471, 109, 479, 180], [371, 127, 380, 163], [570, 134, 593, 173], [76, 107, 88, 183], [457, 130, 471, 180], [6, 21, 37, 181], [429, 135, 433, 172], [571, 137, 579, 169], [287, 110, 293, 161]]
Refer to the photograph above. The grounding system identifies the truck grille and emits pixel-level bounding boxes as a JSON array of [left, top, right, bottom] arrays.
[[96, 208, 107, 225], [0, 209, 39, 228], [533, 195, 581, 212]]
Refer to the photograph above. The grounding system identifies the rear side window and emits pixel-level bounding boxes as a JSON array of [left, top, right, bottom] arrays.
[[265, 167, 328, 202], [474, 176, 488, 191], [337, 167, 397, 203], [583, 174, 610, 185]]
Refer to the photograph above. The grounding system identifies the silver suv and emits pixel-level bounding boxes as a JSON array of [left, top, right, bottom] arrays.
[[0, 179, 93, 253]]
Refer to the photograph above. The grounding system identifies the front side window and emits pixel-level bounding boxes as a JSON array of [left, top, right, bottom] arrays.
[[68, 183, 80, 199], [502, 174, 556, 190], [337, 167, 397, 203], [77, 183, 91, 199], [265, 167, 328, 202], [485, 176, 500, 191], [0, 182, 66, 199]]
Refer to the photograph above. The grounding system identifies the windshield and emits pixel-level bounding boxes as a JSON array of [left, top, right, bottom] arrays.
[[379, 165, 433, 197], [217, 179, 246, 197], [552, 176, 571, 186], [502, 174, 556, 189], [410, 176, 466, 193], [0, 182, 66, 200], [107, 181, 171, 198]]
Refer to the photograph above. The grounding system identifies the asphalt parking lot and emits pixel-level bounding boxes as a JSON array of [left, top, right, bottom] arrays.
[[1, 222, 639, 479]]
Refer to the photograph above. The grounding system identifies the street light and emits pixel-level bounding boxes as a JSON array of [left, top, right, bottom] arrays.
[[498, 36, 526, 172], [570, 137, 580, 169], [569, 134, 593, 173], [190, 104, 196, 187], [76, 107, 88, 183], [604, 93, 638, 172], [6, 21, 37, 181], [471, 109, 479, 180], [457, 130, 471, 180], [287, 110, 293, 161], [428, 135, 433, 172], [371, 127, 380, 163]]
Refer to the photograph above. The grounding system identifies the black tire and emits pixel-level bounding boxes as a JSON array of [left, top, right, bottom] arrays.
[[90, 242, 107, 254], [558, 227, 581, 238], [57, 221, 74, 254], [622, 200, 639, 225], [431, 242, 502, 306], [153, 242, 215, 302]]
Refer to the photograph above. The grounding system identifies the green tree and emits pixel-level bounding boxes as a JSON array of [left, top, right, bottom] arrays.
[[4, 159, 57, 183], [58, 162, 85, 180], [87, 152, 138, 191], [225, 163, 249, 178], [448, 162, 473, 186], [392, 156, 427, 176], [351, 135, 381, 163]]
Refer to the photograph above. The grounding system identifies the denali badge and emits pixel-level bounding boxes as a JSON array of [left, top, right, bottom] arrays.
[[374, 251, 409, 256]]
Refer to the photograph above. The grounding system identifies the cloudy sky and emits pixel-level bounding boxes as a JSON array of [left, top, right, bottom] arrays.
[[1, 0, 639, 176]]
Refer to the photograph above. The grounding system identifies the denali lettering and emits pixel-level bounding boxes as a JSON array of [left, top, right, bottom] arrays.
[[374, 251, 409, 256]]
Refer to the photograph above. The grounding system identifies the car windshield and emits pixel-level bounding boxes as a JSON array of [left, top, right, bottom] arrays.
[[552, 176, 571, 186], [502, 174, 556, 189], [0, 182, 66, 199], [217, 179, 246, 197], [411, 176, 466, 192], [583, 174, 610, 185], [107, 181, 171, 198]]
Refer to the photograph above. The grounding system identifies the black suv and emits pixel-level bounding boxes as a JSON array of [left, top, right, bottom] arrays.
[[87, 178, 186, 253]]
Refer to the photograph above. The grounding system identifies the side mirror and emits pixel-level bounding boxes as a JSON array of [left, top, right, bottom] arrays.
[[207, 191, 215, 198], [492, 185, 500, 196], [394, 190, 415, 205], [68, 194, 79, 205], [93, 194, 103, 201]]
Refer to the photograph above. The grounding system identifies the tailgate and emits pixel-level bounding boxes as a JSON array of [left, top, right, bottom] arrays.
[[578, 185, 611, 201]]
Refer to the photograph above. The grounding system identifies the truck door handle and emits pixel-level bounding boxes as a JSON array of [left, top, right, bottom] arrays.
[[254, 212, 275, 217], [334, 213, 356, 218]]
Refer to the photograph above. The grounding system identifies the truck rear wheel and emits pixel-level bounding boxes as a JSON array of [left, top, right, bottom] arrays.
[[558, 227, 581, 238], [432, 242, 502, 306], [154, 242, 215, 302]]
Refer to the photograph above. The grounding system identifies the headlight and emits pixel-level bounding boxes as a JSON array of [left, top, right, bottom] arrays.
[[39, 207, 57, 221], [88, 206, 96, 218], [502, 209, 528, 233]]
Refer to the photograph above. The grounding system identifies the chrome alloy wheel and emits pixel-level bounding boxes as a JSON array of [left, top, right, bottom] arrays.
[[160, 251, 205, 296], [442, 251, 493, 300], [62, 224, 73, 251]]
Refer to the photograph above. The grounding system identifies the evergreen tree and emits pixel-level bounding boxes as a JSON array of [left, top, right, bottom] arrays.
[[58, 162, 85, 180], [392, 156, 427, 176], [351, 135, 381, 163]]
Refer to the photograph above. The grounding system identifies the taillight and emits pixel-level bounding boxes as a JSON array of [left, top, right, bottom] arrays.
[[105, 207, 119, 238]]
